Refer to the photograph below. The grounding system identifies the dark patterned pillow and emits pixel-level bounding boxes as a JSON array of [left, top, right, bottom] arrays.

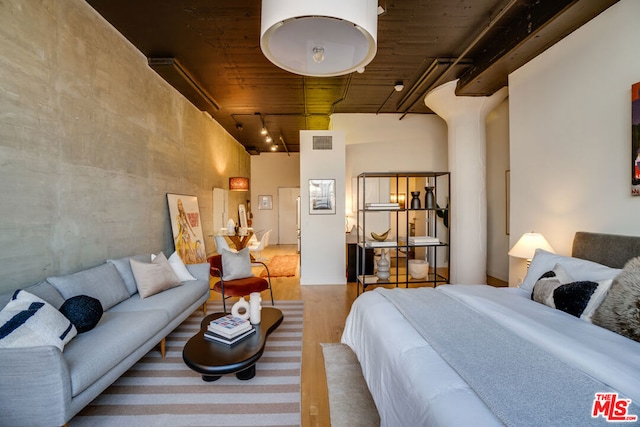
[[532, 263, 612, 321], [59, 295, 103, 333], [592, 256, 640, 342]]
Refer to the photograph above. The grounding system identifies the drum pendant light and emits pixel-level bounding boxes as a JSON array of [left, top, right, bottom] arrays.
[[260, 0, 378, 77]]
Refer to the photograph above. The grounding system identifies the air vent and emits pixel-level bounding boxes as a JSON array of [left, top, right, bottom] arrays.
[[312, 135, 333, 150]]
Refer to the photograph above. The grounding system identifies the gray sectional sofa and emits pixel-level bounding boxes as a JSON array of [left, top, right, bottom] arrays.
[[0, 253, 211, 427]]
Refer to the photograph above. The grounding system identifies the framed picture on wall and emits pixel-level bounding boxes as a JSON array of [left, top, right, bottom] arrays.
[[258, 195, 273, 210], [166, 193, 207, 264], [632, 81, 640, 196], [309, 179, 336, 214]]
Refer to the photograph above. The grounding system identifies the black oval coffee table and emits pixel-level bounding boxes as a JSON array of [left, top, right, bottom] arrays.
[[183, 307, 283, 381]]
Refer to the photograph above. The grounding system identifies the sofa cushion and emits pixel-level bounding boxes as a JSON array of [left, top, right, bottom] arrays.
[[167, 251, 197, 281], [107, 254, 151, 296], [62, 309, 168, 397], [108, 278, 210, 320], [0, 290, 77, 351], [59, 295, 103, 333], [130, 252, 181, 298], [48, 263, 130, 311]]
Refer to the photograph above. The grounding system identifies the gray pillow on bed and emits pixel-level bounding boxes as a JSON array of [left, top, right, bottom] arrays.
[[592, 256, 640, 343]]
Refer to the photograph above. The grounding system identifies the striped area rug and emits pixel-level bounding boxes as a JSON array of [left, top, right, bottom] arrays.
[[70, 300, 303, 427]]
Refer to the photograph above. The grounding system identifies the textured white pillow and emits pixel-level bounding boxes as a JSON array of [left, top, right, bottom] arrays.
[[521, 249, 620, 294], [0, 290, 77, 351], [152, 251, 197, 282], [221, 247, 253, 281], [131, 252, 181, 298]]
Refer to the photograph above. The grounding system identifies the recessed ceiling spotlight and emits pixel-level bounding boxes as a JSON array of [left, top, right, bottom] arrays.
[[394, 81, 404, 92], [236, 123, 243, 131]]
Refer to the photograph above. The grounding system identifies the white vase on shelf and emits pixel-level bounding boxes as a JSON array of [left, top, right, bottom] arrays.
[[376, 249, 390, 281]]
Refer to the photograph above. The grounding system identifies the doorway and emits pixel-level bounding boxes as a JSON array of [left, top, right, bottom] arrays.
[[278, 187, 300, 244]]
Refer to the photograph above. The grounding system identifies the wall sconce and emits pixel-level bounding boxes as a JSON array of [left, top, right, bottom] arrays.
[[260, 0, 378, 77], [508, 232, 554, 267], [229, 177, 249, 192], [390, 193, 406, 209]]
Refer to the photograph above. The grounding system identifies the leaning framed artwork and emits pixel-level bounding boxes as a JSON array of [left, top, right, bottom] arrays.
[[166, 193, 207, 264], [632, 81, 640, 196], [309, 179, 336, 214]]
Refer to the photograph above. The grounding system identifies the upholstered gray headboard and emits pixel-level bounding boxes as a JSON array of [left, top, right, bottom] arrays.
[[572, 231, 640, 269]]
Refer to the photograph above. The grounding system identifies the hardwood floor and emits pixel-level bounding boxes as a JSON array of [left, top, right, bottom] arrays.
[[208, 244, 508, 427]]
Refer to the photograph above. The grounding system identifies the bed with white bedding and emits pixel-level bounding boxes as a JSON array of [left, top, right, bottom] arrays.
[[341, 232, 640, 426]]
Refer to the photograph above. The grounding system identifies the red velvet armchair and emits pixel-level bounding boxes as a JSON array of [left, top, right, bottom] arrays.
[[207, 255, 274, 312]]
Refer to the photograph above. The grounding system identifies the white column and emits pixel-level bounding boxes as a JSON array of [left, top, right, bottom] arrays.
[[424, 80, 507, 284]]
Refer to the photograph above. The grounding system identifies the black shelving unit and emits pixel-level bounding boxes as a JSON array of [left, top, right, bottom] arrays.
[[356, 172, 450, 294]]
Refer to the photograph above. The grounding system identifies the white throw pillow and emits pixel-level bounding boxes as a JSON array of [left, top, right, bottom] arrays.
[[521, 249, 620, 294], [0, 290, 77, 351], [131, 252, 181, 298], [221, 247, 253, 281], [152, 251, 197, 282]]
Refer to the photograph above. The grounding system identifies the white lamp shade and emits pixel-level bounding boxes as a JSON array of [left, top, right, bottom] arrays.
[[260, 0, 378, 77], [508, 232, 555, 260]]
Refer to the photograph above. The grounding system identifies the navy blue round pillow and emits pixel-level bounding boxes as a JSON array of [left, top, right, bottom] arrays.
[[60, 295, 103, 333]]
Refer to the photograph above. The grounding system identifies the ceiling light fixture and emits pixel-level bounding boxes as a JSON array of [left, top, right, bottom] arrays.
[[266, 135, 272, 143], [394, 81, 405, 92], [260, 127, 268, 135], [271, 145, 278, 151], [260, 0, 378, 77]]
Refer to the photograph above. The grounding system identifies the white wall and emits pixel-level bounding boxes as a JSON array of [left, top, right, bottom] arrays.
[[486, 100, 510, 281], [508, 0, 640, 285], [332, 113, 449, 213], [250, 153, 300, 243], [300, 131, 346, 285]]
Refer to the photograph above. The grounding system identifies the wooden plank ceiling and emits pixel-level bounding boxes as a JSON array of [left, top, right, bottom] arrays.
[[86, 0, 617, 154]]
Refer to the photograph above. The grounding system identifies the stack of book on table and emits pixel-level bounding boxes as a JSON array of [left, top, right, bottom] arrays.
[[409, 236, 440, 245], [205, 314, 255, 345]]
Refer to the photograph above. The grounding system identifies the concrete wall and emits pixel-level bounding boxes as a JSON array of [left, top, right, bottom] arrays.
[[0, 0, 250, 294], [508, 0, 640, 285]]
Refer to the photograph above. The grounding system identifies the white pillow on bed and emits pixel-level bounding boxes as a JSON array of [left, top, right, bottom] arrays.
[[521, 249, 620, 294]]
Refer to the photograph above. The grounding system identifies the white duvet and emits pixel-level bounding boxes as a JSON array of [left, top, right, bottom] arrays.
[[341, 285, 640, 427]]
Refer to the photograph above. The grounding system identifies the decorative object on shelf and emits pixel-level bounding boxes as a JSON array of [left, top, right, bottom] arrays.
[[508, 232, 555, 268], [424, 187, 435, 209], [371, 228, 390, 241], [410, 191, 421, 209], [376, 249, 390, 280], [436, 202, 449, 228], [408, 259, 429, 280], [249, 292, 262, 325], [231, 297, 250, 320], [227, 218, 236, 234]]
